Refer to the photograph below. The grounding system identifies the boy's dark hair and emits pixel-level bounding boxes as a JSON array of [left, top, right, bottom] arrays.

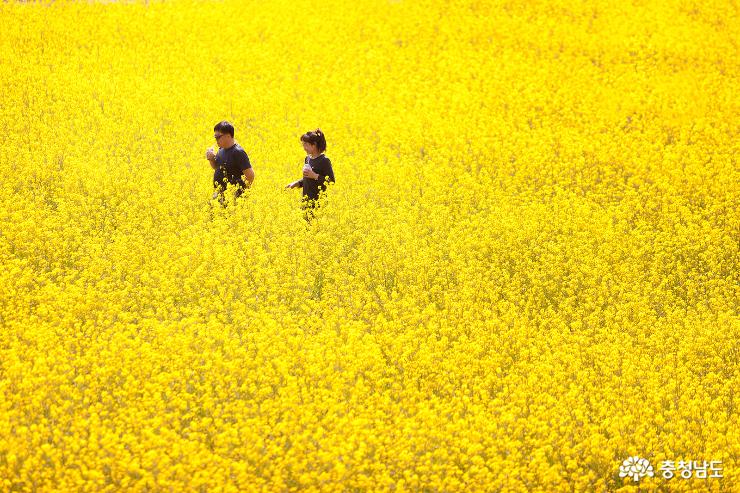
[[214, 121, 235, 137], [301, 128, 327, 153]]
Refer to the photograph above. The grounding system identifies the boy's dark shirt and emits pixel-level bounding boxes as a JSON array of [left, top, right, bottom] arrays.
[[213, 143, 251, 191], [298, 154, 335, 201]]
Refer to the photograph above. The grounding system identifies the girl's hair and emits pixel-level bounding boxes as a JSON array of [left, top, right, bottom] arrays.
[[301, 128, 327, 153]]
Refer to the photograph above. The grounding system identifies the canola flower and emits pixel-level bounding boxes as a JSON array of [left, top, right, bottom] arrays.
[[0, 0, 738, 491]]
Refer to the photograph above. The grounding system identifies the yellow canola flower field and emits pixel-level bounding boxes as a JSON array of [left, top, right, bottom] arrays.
[[0, 0, 738, 491]]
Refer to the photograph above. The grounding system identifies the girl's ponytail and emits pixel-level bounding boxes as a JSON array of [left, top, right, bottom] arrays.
[[301, 128, 327, 153]]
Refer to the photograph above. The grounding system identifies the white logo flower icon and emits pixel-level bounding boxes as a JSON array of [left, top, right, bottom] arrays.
[[619, 456, 655, 482]]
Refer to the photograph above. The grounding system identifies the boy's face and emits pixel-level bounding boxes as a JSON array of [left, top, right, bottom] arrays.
[[214, 132, 227, 148], [215, 132, 234, 148]]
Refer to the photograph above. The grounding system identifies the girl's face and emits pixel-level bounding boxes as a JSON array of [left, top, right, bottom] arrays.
[[302, 140, 319, 155]]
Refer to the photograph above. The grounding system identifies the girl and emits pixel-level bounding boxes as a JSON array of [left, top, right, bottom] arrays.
[[286, 129, 335, 210]]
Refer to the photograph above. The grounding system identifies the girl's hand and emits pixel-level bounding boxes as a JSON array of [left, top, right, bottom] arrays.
[[285, 180, 300, 189], [302, 167, 319, 180]]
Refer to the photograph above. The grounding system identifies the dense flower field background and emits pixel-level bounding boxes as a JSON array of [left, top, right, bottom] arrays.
[[1, 0, 738, 491]]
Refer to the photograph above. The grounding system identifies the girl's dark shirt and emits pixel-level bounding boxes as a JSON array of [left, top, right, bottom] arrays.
[[299, 155, 335, 201]]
